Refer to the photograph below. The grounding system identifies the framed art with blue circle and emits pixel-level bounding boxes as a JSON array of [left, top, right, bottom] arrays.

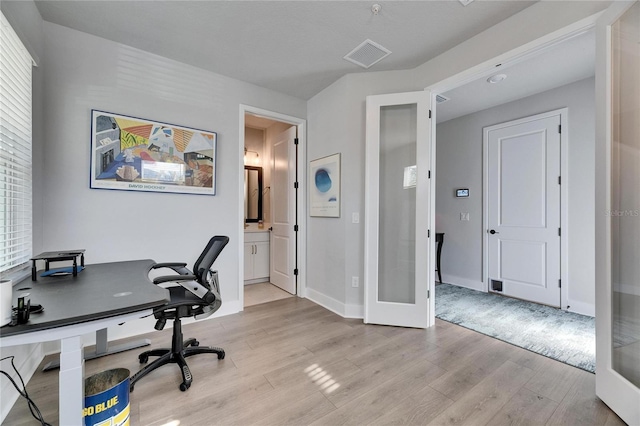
[[310, 153, 340, 217]]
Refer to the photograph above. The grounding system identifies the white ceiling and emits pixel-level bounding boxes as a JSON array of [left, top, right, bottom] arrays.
[[32, 0, 537, 100], [435, 29, 596, 123]]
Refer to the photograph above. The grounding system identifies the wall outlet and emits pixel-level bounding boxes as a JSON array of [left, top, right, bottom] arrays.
[[351, 276, 359, 288], [460, 212, 470, 221]]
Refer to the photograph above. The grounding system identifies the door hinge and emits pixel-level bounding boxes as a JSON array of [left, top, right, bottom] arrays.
[[294, 225, 299, 232], [558, 228, 561, 236], [427, 289, 430, 299], [558, 176, 561, 185], [294, 268, 299, 276], [428, 170, 431, 179], [429, 110, 432, 119], [294, 137, 299, 145], [558, 279, 562, 288], [294, 182, 298, 189], [428, 229, 431, 238], [558, 124, 562, 134]]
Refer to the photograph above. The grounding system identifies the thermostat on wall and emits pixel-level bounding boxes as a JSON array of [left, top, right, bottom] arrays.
[[456, 188, 469, 198]]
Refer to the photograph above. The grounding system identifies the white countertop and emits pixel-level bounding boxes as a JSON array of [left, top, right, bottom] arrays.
[[244, 223, 270, 233]]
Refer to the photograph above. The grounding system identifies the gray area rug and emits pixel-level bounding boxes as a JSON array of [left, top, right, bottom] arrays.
[[435, 283, 595, 373]]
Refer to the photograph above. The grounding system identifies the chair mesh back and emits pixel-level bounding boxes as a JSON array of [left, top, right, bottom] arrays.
[[193, 236, 229, 286]]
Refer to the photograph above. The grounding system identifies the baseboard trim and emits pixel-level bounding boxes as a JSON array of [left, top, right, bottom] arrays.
[[440, 274, 484, 292], [564, 299, 595, 317], [305, 288, 363, 319]]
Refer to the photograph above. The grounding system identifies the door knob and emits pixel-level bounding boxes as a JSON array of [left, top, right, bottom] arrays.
[[489, 229, 499, 234]]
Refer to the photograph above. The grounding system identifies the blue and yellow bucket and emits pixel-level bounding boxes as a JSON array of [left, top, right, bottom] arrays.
[[84, 368, 130, 426]]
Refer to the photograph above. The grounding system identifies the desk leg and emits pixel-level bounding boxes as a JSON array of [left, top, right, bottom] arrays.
[[59, 335, 84, 426]]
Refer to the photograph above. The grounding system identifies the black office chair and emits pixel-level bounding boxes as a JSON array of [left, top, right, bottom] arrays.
[[129, 235, 229, 392]]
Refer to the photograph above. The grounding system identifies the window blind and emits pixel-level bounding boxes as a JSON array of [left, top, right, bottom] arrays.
[[0, 12, 33, 277]]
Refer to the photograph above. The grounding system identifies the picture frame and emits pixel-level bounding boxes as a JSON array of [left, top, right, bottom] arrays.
[[90, 110, 217, 195], [309, 153, 341, 217]]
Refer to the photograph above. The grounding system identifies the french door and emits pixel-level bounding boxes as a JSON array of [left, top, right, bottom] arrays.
[[595, 2, 640, 424], [364, 91, 432, 328]]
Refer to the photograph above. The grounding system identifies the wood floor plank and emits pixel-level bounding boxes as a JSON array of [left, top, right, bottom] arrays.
[[486, 387, 559, 426], [257, 391, 337, 426], [545, 370, 613, 426], [369, 385, 454, 426], [524, 356, 582, 402], [310, 358, 447, 425], [427, 361, 536, 426]]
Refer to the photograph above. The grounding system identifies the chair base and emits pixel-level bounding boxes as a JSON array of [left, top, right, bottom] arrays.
[[129, 318, 224, 392]]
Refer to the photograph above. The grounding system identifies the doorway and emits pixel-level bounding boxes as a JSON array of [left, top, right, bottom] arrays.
[[432, 29, 593, 314], [239, 106, 306, 308]]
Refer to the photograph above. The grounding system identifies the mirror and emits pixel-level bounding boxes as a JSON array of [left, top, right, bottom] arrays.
[[244, 166, 263, 222]]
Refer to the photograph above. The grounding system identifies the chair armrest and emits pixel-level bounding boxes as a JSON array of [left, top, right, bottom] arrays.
[[153, 274, 197, 285], [151, 262, 188, 271], [154, 275, 217, 305]]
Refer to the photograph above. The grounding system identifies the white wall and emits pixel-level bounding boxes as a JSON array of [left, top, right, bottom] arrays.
[[40, 20, 305, 316], [306, 1, 608, 313], [436, 77, 596, 315]]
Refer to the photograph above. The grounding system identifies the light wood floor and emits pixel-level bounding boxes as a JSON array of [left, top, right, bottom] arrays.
[[244, 282, 294, 307], [5, 297, 625, 426]]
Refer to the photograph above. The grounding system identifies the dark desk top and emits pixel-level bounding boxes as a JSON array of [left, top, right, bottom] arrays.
[[0, 259, 169, 338]]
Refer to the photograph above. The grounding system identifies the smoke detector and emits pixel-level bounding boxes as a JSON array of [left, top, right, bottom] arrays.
[[344, 39, 392, 69]]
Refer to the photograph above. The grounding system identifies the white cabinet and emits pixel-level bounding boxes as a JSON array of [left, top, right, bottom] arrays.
[[244, 231, 270, 283]]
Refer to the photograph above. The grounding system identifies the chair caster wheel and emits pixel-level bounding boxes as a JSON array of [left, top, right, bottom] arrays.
[[218, 352, 225, 360], [129, 384, 135, 392], [192, 341, 200, 347], [180, 383, 190, 392], [139, 354, 148, 364]]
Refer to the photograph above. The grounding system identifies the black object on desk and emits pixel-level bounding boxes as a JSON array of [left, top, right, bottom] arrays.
[[30, 250, 85, 280], [435, 233, 444, 283]]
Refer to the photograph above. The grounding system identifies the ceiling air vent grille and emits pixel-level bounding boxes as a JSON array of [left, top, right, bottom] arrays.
[[344, 39, 391, 69], [435, 94, 450, 104]]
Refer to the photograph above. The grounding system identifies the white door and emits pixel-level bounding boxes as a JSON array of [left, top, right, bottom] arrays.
[[485, 112, 561, 307], [364, 91, 432, 328], [595, 2, 640, 424], [270, 126, 297, 294]]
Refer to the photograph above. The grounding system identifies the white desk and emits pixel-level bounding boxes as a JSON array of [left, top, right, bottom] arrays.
[[0, 260, 169, 425]]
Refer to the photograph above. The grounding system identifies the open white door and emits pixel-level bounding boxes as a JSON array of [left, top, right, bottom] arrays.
[[364, 91, 432, 328], [595, 2, 640, 425], [270, 125, 297, 294]]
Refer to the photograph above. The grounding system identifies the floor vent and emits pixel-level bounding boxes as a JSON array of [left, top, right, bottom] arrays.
[[343, 39, 391, 69]]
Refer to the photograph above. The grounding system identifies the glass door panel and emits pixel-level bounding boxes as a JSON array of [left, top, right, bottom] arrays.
[[611, 1, 640, 388], [378, 104, 417, 304]]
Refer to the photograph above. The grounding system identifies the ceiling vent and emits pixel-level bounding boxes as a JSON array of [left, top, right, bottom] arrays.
[[344, 39, 391, 69], [435, 94, 450, 104]]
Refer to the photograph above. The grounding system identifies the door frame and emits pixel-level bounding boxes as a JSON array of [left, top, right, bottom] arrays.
[[238, 105, 307, 308], [425, 12, 601, 318], [482, 108, 568, 307]]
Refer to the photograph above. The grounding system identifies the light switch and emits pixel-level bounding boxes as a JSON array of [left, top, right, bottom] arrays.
[[352, 213, 359, 223], [460, 212, 470, 221]]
